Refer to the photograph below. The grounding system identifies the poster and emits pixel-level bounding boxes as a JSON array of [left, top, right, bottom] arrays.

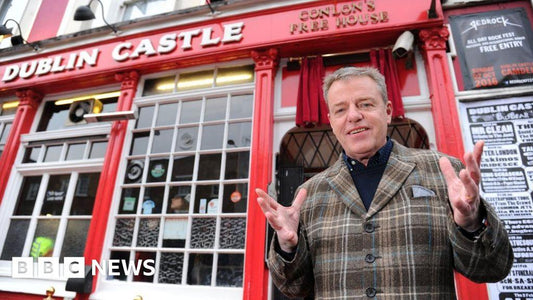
[[459, 96, 533, 299], [449, 8, 533, 90]]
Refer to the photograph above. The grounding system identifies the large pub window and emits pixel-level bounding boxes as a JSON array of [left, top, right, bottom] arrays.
[[108, 65, 254, 289]]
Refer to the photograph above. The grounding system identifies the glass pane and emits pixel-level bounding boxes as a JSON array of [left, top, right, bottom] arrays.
[[194, 185, 218, 214], [162, 218, 188, 248], [133, 251, 156, 282], [14, 176, 42, 215], [66, 143, 85, 161], [156, 102, 178, 126], [0, 122, 12, 143], [175, 126, 198, 152], [113, 218, 135, 246], [171, 155, 194, 181], [201, 124, 224, 150], [124, 159, 145, 184], [142, 76, 175, 96], [43, 145, 62, 162], [197, 154, 221, 180], [109, 251, 130, 280], [60, 219, 90, 260], [216, 254, 244, 287], [216, 65, 254, 86], [0, 220, 30, 260], [219, 217, 246, 249], [136, 218, 160, 247], [187, 253, 212, 285], [204, 97, 227, 121], [159, 252, 184, 284], [130, 131, 150, 155], [230, 94, 253, 119], [177, 70, 214, 91], [227, 122, 251, 148], [118, 188, 139, 214], [151, 129, 173, 154], [225, 151, 249, 179], [136, 106, 154, 129], [41, 174, 70, 216], [147, 158, 169, 183], [71, 173, 100, 215], [179, 100, 201, 124], [89, 141, 107, 159], [23, 146, 40, 163], [167, 186, 191, 214], [190, 217, 216, 248], [142, 186, 164, 214], [31, 219, 59, 258], [222, 183, 247, 213]]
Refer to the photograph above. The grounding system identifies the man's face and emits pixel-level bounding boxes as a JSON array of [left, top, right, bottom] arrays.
[[327, 75, 392, 165]]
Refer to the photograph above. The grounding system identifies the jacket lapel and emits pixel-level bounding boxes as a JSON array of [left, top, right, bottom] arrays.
[[325, 157, 368, 218], [367, 145, 415, 218]]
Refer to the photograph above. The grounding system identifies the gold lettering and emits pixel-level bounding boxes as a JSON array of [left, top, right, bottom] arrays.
[[367, 0, 376, 12], [299, 10, 308, 21], [380, 11, 389, 23], [352, 2, 363, 12], [320, 19, 329, 30], [289, 23, 298, 34], [319, 7, 331, 18]]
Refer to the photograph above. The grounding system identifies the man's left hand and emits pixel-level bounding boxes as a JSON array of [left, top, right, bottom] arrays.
[[439, 140, 485, 232]]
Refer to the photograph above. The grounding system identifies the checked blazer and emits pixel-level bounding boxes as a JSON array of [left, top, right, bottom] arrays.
[[268, 140, 513, 299]]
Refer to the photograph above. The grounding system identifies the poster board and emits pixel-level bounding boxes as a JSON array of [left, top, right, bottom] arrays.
[[459, 96, 533, 299], [450, 8, 533, 90]]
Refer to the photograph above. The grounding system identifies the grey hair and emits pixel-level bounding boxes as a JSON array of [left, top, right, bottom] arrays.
[[322, 66, 388, 105]]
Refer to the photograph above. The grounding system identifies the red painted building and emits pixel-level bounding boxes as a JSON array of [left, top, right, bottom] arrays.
[[0, 0, 531, 299]]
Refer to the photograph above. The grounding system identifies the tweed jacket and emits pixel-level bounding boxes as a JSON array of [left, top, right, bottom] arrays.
[[268, 141, 513, 299]]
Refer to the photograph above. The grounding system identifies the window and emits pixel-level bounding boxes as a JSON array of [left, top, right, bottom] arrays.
[[120, 0, 210, 21], [0, 99, 17, 157], [0, 172, 101, 261], [108, 66, 254, 291], [37, 92, 119, 132], [121, 0, 176, 21], [0, 0, 13, 24]]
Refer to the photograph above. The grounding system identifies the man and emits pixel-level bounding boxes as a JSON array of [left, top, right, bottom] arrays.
[[256, 67, 513, 299]]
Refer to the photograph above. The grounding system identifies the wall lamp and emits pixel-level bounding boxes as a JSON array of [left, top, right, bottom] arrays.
[[0, 19, 39, 51], [74, 0, 118, 34]]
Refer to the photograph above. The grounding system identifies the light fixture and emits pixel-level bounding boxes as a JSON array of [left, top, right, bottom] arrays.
[[0, 19, 39, 51], [54, 91, 120, 106], [2, 100, 20, 110], [74, 0, 118, 34]]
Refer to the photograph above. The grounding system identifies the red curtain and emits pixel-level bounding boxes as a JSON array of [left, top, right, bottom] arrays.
[[370, 49, 405, 119], [295, 56, 329, 127]]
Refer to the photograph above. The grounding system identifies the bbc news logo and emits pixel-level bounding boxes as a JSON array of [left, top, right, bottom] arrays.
[[12, 257, 155, 279]]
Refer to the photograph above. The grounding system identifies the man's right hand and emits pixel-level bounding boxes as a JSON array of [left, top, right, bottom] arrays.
[[255, 188, 307, 253]]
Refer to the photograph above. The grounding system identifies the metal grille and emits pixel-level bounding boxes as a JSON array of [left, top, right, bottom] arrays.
[[279, 118, 429, 170]]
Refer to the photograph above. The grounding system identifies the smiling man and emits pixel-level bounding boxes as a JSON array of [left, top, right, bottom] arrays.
[[256, 67, 513, 299]]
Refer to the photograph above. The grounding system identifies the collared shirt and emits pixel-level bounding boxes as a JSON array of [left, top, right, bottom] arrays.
[[342, 138, 393, 210]]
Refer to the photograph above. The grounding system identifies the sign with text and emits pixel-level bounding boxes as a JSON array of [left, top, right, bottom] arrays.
[[459, 96, 533, 299], [449, 8, 533, 90]]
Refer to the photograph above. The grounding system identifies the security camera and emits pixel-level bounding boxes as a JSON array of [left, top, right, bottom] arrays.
[[392, 31, 414, 58]]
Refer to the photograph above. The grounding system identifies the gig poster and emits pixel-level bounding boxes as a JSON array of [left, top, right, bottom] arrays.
[[459, 96, 533, 300], [449, 8, 533, 90]]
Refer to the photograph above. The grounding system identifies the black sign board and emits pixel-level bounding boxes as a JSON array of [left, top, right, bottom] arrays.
[[449, 8, 533, 90]]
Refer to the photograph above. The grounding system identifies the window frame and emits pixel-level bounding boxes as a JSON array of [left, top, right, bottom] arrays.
[[97, 64, 255, 298]]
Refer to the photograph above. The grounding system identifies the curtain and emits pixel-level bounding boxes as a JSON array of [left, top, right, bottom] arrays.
[[295, 56, 329, 127], [370, 49, 405, 119]]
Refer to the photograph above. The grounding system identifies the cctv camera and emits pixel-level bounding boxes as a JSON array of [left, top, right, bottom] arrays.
[[392, 31, 414, 58]]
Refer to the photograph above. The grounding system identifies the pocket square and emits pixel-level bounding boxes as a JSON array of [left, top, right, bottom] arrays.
[[412, 185, 436, 198]]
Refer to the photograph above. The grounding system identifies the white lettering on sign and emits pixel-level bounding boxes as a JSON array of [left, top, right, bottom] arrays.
[[2, 49, 99, 82], [111, 22, 244, 62], [2, 22, 244, 82]]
